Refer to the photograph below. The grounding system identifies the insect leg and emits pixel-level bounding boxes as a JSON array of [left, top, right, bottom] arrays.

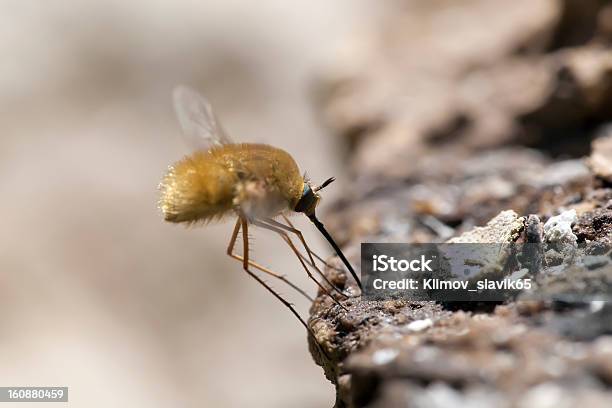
[[238, 218, 314, 331], [280, 215, 344, 273], [264, 216, 348, 299], [226, 218, 313, 302], [252, 219, 348, 311]]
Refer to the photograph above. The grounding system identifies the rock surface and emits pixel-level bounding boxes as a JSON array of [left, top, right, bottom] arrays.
[[590, 131, 612, 183], [308, 1, 612, 406]]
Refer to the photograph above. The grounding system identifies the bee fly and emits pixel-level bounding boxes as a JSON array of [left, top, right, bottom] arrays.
[[158, 86, 361, 330]]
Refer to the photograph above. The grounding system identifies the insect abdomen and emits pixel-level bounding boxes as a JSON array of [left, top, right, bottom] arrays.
[[158, 150, 236, 223]]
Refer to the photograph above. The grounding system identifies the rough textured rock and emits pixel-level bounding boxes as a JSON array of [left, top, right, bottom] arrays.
[[318, 0, 612, 182], [309, 172, 612, 407], [447, 210, 524, 243], [308, 1, 612, 406], [589, 131, 612, 182]]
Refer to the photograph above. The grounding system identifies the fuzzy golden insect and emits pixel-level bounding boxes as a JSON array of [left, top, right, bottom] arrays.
[[158, 86, 361, 330], [160, 144, 304, 223]]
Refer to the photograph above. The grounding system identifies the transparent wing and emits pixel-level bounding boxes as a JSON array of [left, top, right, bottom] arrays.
[[172, 85, 233, 150]]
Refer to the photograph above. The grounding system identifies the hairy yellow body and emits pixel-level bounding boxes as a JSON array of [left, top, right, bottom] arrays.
[[159, 143, 305, 223]]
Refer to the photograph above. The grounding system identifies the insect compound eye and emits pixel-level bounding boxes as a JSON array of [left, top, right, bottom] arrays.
[[294, 184, 317, 214]]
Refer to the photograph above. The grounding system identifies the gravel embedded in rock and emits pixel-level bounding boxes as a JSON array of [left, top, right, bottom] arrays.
[[309, 1, 612, 406]]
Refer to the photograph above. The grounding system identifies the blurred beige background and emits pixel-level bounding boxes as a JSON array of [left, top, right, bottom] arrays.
[[0, 1, 378, 407]]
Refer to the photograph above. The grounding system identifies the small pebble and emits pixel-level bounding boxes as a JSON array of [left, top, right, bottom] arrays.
[[544, 210, 578, 244], [372, 348, 399, 365], [407, 318, 433, 332]]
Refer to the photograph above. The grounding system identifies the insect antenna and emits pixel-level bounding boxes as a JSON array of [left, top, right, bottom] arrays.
[[314, 177, 335, 192]]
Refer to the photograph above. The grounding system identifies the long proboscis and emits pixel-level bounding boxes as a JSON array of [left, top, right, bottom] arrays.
[[308, 214, 363, 291]]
